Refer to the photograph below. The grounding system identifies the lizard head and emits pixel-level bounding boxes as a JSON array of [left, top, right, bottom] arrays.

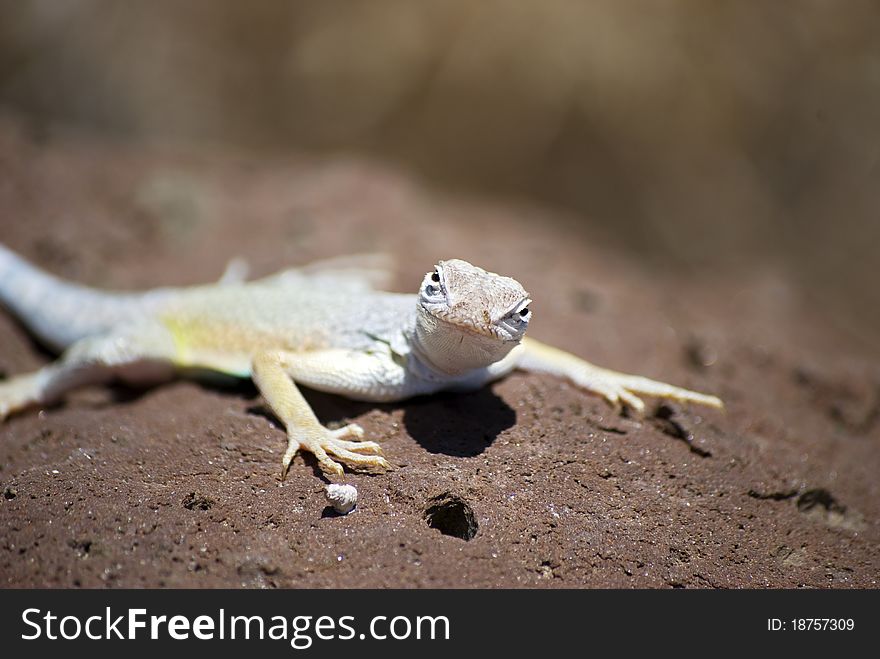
[[414, 259, 531, 375]]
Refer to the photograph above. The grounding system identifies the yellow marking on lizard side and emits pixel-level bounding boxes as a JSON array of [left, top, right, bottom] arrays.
[[161, 314, 330, 376]]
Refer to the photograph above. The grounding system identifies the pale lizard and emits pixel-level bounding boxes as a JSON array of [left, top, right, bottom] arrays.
[[0, 244, 722, 477]]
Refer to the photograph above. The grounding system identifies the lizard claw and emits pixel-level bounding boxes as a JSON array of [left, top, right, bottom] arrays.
[[280, 423, 390, 479]]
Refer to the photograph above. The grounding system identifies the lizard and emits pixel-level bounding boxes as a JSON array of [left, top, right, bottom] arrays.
[[0, 243, 722, 478]]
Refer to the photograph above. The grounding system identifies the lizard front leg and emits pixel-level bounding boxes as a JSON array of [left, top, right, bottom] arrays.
[[516, 337, 722, 414], [251, 349, 391, 478]]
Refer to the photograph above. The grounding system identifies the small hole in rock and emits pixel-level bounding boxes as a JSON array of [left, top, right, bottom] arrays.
[[424, 492, 478, 541], [182, 492, 214, 511]]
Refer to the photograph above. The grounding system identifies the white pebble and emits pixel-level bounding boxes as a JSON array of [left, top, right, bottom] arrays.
[[325, 483, 358, 515]]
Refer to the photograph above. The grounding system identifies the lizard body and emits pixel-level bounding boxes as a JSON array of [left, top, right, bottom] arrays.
[[0, 244, 722, 477]]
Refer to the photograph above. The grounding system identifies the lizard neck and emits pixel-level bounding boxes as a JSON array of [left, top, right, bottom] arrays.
[[406, 331, 460, 381]]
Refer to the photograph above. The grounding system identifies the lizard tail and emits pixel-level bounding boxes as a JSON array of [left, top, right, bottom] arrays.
[[0, 243, 170, 352]]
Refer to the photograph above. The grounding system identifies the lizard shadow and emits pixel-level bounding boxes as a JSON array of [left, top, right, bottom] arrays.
[[99, 370, 515, 467], [248, 385, 516, 459], [398, 388, 516, 457]]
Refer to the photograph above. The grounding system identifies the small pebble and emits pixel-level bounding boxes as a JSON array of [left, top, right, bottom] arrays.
[[325, 483, 358, 515]]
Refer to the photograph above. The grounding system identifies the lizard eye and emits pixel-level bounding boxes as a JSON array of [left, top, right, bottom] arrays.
[[506, 300, 532, 326], [498, 300, 532, 338], [421, 269, 445, 302]]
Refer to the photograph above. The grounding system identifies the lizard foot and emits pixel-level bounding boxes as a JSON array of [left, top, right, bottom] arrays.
[[519, 338, 722, 417], [281, 423, 390, 478], [578, 371, 723, 416], [586, 378, 649, 415]]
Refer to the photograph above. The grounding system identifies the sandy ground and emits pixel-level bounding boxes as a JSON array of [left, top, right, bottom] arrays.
[[0, 115, 878, 588]]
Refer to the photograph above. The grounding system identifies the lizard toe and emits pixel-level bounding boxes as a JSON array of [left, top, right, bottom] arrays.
[[330, 423, 365, 441], [329, 439, 383, 455], [310, 444, 345, 476], [282, 436, 345, 478], [618, 389, 646, 415], [280, 439, 301, 480], [323, 438, 390, 472]]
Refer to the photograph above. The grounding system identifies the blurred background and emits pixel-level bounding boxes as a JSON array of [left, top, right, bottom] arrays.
[[0, 0, 877, 342]]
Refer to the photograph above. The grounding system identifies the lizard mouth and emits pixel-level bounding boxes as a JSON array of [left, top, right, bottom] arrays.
[[424, 307, 522, 344]]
